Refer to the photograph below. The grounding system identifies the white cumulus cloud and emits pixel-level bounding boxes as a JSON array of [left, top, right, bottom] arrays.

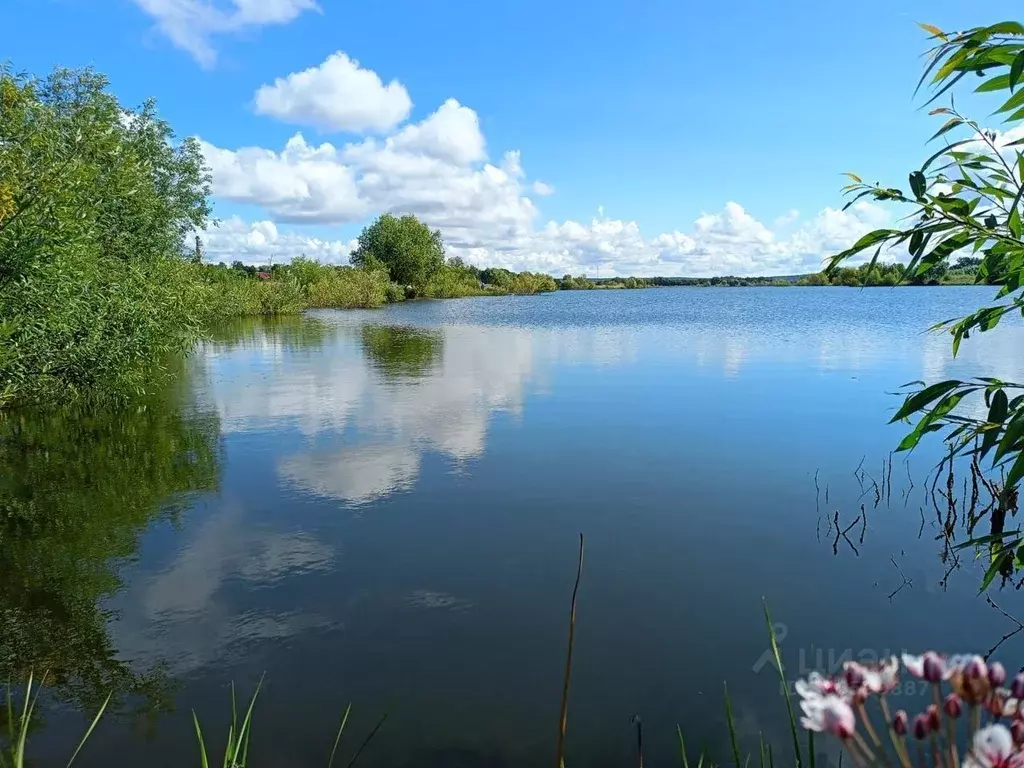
[[132, 0, 319, 67], [197, 51, 896, 276], [254, 52, 413, 133], [202, 216, 357, 264]]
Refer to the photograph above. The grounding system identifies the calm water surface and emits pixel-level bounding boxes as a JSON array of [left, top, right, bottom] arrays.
[[7, 287, 1024, 766]]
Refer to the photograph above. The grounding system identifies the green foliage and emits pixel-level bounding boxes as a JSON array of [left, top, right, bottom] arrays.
[[192, 265, 305, 319], [594, 276, 649, 289], [646, 275, 800, 287], [350, 214, 445, 294], [481, 267, 558, 294], [828, 20, 1024, 587], [0, 66, 212, 407], [425, 261, 490, 298], [360, 325, 444, 379], [559, 274, 596, 290]]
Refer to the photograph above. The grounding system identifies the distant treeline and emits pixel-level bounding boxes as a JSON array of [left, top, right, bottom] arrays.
[[796, 257, 987, 287]]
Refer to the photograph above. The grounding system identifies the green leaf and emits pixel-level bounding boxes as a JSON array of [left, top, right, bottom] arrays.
[[978, 73, 1014, 93], [980, 550, 1011, 593], [725, 683, 742, 768], [66, 691, 111, 767], [997, 87, 1024, 115], [850, 229, 901, 251], [909, 171, 927, 199], [192, 712, 210, 768], [328, 704, 353, 768], [678, 725, 691, 768], [984, 22, 1024, 37], [763, 602, 802, 768], [897, 422, 945, 452], [929, 117, 964, 141], [890, 380, 962, 423], [995, 412, 1024, 463], [1012, 207, 1023, 238], [955, 530, 1024, 550], [1005, 450, 1024, 491], [1013, 51, 1024, 91]]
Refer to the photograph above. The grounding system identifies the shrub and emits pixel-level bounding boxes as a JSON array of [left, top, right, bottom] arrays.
[[0, 66, 210, 407]]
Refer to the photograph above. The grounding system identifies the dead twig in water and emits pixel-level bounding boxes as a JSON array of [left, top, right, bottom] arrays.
[[631, 715, 644, 768], [556, 533, 584, 768], [984, 596, 1024, 660], [888, 557, 913, 601], [831, 511, 862, 557], [814, 469, 820, 516], [887, 452, 893, 506]]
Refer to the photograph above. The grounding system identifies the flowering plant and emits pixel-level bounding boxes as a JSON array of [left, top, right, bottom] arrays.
[[796, 652, 1024, 768]]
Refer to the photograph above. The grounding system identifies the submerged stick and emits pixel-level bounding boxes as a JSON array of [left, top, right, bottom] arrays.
[[556, 533, 585, 768], [631, 714, 644, 768]]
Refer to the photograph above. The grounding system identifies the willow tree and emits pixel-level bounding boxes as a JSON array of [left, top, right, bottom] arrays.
[[829, 21, 1024, 582], [0, 66, 211, 406]]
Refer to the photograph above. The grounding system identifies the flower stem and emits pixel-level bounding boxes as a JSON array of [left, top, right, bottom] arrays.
[[929, 732, 947, 768], [858, 701, 887, 756], [946, 715, 960, 768], [844, 737, 867, 768], [879, 697, 912, 768], [852, 730, 877, 765]]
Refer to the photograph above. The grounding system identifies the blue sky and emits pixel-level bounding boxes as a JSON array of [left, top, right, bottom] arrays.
[[2, 0, 1019, 276]]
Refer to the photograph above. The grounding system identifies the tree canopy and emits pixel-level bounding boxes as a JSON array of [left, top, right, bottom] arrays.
[[0, 66, 211, 406], [350, 213, 446, 293]]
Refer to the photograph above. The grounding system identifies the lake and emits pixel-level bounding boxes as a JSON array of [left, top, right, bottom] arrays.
[[6, 286, 1024, 767]]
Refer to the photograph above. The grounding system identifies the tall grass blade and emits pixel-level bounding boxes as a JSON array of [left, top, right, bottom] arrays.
[[344, 708, 390, 768], [224, 682, 237, 768], [238, 674, 265, 767], [5, 680, 12, 746], [15, 671, 38, 768], [556, 533, 585, 768], [65, 690, 111, 767], [327, 704, 352, 768], [697, 749, 706, 768], [768, 744, 775, 768], [763, 601, 802, 768], [807, 730, 815, 768], [223, 725, 235, 768], [724, 683, 742, 768], [678, 725, 690, 768], [192, 711, 210, 768], [759, 733, 766, 768]]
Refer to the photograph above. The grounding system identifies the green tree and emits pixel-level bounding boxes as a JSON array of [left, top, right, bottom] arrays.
[[829, 20, 1024, 588], [0, 65, 211, 406], [350, 213, 445, 293], [797, 272, 830, 286]]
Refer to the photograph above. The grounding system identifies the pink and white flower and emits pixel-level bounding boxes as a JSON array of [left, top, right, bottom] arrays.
[[963, 724, 1024, 768], [903, 651, 946, 682], [799, 693, 856, 739], [845, 657, 899, 694], [796, 672, 851, 700]]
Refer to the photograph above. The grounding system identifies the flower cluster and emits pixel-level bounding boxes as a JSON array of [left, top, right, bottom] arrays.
[[795, 652, 1024, 768]]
